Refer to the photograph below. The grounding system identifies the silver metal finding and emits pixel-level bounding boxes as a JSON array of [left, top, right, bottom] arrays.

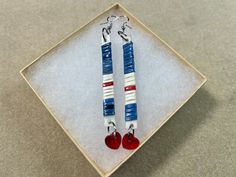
[[107, 121, 117, 136], [127, 124, 135, 141], [101, 15, 119, 42], [119, 15, 130, 24], [102, 27, 110, 43], [117, 15, 132, 42], [128, 123, 135, 135]]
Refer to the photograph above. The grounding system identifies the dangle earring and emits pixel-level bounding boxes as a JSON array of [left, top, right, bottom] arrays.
[[100, 16, 122, 150], [118, 16, 140, 150]]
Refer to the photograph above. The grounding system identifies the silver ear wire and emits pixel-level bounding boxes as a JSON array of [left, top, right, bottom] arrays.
[[119, 15, 130, 23], [101, 15, 132, 42], [102, 27, 110, 43], [100, 15, 119, 26], [117, 15, 132, 41], [101, 15, 119, 42]]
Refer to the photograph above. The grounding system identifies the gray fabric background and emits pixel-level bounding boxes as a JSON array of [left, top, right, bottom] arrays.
[[0, 0, 235, 177]]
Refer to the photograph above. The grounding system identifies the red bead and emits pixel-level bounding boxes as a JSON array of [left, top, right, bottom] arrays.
[[124, 85, 136, 91], [122, 133, 140, 150], [103, 81, 113, 87], [105, 131, 121, 150]]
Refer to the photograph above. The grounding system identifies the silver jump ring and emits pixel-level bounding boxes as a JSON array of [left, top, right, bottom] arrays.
[[128, 124, 135, 135], [107, 121, 117, 136]]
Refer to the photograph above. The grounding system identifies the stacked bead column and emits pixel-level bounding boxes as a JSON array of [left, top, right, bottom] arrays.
[[123, 41, 137, 130], [101, 42, 116, 127]]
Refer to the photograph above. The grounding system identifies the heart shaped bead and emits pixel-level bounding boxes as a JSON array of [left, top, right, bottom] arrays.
[[122, 133, 140, 150], [105, 131, 121, 150]]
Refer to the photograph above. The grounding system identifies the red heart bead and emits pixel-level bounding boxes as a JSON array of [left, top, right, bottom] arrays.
[[105, 131, 121, 150], [122, 133, 140, 150]]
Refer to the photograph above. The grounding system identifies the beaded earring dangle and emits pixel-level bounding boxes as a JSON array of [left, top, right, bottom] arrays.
[[100, 16, 122, 150], [101, 15, 140, 150], [117, 16, 140, 150]]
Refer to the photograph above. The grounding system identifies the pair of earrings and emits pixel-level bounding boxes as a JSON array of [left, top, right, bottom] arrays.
[[101, 15, 139, 150]]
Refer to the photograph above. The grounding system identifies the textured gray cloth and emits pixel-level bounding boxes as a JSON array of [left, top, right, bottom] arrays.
[[0, 1, 235, 177]]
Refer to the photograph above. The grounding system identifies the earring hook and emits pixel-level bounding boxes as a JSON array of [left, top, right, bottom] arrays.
[[119, 15, 132, 31], [119, 15, 130, 23], [101, 15, 119, 42], [117, 15, 132, 41], [100, 15, 119, 25]]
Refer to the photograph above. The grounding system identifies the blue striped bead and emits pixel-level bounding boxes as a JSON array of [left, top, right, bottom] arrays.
[[125, 103, 137, 121], [103, 98, 115, 116], [101, 42, 113, 75], [123, 42, 135, 74]]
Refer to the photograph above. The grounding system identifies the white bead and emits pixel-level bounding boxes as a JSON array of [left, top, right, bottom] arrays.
[[103, 74, 113, 82], [103, 86, 114, 93], [124, 72, 135, 79], [125, 80, 136, 87]]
